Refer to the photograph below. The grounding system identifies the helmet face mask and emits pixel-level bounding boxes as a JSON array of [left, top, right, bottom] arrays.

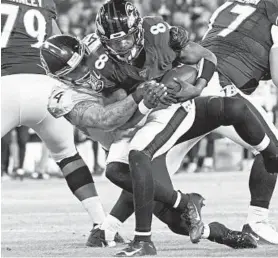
[[96, 0, 144, 63], [40, 36, 101, 90]]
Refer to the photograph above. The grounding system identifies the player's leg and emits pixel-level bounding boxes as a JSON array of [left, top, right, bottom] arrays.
[[116, 103, 205, 257], [178, 97, 278, 173], [1, 75, 21, 137], [205, 73, 278, 243], [99, 151, 257, 249], [14, 126, 30, 177], [233, 91, 278, 244], [19, 75, 106, 230]]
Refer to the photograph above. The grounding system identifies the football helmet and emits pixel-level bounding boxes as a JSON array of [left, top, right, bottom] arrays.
[[95, 0, 144, 63], [40, 35, 93, 87]]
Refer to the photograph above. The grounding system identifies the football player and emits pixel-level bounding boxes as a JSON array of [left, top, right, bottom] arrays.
[[1, 0, 123, 245], [200, 0, 278, 244], [41, 34, 260, 253], [91, 0, 278, 255], [41, 14, 278, 258]]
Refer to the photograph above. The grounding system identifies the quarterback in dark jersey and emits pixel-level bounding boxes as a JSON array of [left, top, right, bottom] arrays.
[[1, 0, 120, 247], [42, 33, 278, 254], [40, 0, 278, 255], [201, 0, 278, 244]]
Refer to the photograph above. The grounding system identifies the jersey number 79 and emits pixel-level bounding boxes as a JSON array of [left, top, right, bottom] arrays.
[[1, 3, 46, 48]]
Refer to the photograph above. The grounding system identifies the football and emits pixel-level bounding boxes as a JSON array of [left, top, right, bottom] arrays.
[[160, 64, 198, 92]]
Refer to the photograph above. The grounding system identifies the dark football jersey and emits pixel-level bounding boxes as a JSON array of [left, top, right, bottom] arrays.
[[87, 16, 178, 94], [1, 0, 57, 76], [201, 0, 278, 94]]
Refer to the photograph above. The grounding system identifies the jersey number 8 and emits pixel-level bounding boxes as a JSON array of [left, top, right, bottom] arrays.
[[95, 54, 109, 70], [1, 3, 46, 48], [150, 23, 167, 35]]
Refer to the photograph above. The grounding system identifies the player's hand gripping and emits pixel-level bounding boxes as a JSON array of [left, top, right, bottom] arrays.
[[142, 80, 169, 108], [166, 77, 202, 103]]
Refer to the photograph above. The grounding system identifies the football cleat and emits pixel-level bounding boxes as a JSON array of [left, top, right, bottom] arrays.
[[221, 230, 258, 249], [181, 193, 205, 243], [242, 222, 278, 245], [86, 227, 125, 247], [208, 222, 257, 249], [115, 240, 157, 257]]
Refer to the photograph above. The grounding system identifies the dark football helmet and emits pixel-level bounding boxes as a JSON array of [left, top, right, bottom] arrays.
[[95, 0, 144, 63], [40, 35, 92, 87]]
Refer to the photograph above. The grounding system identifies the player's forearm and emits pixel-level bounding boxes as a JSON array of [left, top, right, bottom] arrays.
[[119, 109, 146, 130], [82, 95, 138, 131]]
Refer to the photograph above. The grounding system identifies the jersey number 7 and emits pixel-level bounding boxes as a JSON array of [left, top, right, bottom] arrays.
[[1, 3, 46, 48], [204, 1, 256, 39]]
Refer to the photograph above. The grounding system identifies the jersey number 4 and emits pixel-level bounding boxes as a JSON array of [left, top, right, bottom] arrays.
[[204, 2, 256, 38], [1, 3, 46, 48]]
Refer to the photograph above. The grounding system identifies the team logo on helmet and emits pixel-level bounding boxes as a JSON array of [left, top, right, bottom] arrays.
[[125, 2, 137, 28]]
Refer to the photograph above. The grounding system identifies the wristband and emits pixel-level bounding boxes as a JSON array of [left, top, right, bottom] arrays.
[[138, 101, 151, 115], [198, 58, 216, 83], [131, 91, 143, 104]]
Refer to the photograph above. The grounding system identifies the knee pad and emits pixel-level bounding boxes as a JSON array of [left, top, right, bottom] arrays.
[[222, 97, 248, 125], [106, 162, 130, 184]]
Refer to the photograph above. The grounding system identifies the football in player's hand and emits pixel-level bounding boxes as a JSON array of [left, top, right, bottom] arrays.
[[160, 64, 198, 93]]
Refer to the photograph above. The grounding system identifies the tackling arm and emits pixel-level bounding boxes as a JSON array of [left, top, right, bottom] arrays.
[[64, 94, 138, 131]]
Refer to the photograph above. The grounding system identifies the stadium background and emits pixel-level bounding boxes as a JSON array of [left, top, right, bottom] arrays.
[[2, 1, 278, 257], [2, 0, 278, 179]]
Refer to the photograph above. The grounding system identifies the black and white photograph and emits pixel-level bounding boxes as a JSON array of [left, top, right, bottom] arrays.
[[1, 0, 278, 257]]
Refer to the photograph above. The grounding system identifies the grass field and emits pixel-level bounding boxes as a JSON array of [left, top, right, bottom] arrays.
[[1, 171, 278, 257]]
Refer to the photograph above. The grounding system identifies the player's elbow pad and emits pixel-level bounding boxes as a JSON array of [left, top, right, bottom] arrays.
[[169, 26, 189, 52]]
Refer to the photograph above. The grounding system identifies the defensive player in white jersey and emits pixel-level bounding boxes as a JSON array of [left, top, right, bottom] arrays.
[[0, 0, 136, 245]]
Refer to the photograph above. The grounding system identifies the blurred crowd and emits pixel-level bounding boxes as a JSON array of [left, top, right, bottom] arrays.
[[2, 0, 278, 180], [55, 0, 226, 41]]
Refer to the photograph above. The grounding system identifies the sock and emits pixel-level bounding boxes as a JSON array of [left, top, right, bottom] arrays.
[[129, 150, 154, 242], [57, 153, 105, 225], [100, 214, 123, 241], [171, 191, 190, 212], [246, 206, 269, 224], [202, 224, 211, 239], [203, 157, 213, 167], [82, 196, 106, 225], [249, 154, 277, 209]]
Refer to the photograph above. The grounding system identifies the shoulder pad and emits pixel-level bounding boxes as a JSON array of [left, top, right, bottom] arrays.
[[143, 16, 169, 27], [47, 84, 93, 118], [142, 16, 171, 44], [82, 33, 101, 53]]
